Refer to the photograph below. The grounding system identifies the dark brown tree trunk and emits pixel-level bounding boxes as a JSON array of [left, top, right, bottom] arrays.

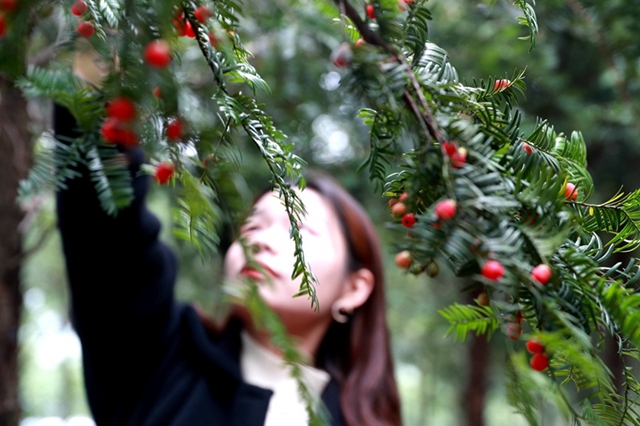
[[0, 77, 32, 426], [461, 290, 489, 426]]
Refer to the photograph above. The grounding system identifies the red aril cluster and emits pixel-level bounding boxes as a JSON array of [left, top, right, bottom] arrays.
[[155, 162, 175, 185], [144, 40, 172, 69]]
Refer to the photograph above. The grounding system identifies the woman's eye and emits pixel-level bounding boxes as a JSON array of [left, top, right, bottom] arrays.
[[240, 224, 259, 234]]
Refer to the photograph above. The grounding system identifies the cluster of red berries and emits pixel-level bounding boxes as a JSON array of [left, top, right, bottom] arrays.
[[172, 5, 219, 49], [155, 162, 175, 185], [526, 339, 549, 371], [70, 1, 95, 38], [494, 78, 510, 91], [0, 0, 18, 38], [389, 192, 417, 229], [100, 97, 139, 147], [441, 140, 467, 169]]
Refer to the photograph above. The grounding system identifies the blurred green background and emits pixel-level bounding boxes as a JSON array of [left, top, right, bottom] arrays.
[[14, 0, 640, 425]]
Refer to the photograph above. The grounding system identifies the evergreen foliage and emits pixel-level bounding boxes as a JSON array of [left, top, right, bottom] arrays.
[[5, 0, 640, 423]]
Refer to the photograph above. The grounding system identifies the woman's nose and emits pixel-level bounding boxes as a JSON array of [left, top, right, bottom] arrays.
[[245, 228, 277, 255]]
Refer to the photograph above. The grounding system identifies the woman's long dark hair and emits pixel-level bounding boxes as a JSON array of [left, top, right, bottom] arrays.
[[305, 171, 402, 426], [200, 171, 402, 426]]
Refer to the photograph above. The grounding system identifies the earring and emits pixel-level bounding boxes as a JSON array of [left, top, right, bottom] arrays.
[[331, 302, 352, 323]]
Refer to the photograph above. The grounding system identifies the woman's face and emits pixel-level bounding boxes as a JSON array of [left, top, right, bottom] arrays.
[[224, 189, 351, 330]]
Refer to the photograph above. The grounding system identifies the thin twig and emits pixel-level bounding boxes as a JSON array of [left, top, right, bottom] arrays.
[[335, 0, 447, 147]]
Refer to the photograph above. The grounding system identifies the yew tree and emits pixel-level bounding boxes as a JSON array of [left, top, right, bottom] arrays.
[[5, 0, 640, 425]]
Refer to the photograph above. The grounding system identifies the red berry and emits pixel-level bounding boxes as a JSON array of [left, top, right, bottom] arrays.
[[434, 199, 456, 221], [391, 202, 407, 217], [144, 40, 172, 69], [166, 117, 184, 141], [451, 147, 467, 169], [398, 192, 409, 202], [331, 42, 353, 68], [355, 38, 365, 48], [173, 14, 187, 37], [100, 118, 138, 147], [0, 15, 6, 37], [185, 21, 196, 38], [523, 143, 533, 154], [401, 213, 416, 228], [155, 162, 175, 185], [100, 118, 121, 144], [482, 260, 504, 281], [71, 0, 87, 16], [106, 97, 136, 122], [442, 141, 457, 156], [530, 353, 549, 371], [505, 322, 522, 341], [0, 0, 17, 12], [366, 4, 376, 19], [477, 292, 490, 306], [531, 264, 552, 285], [77, 21, 95, 38], [526, 339, 545, 354], [195, 6, 212, 23], [209, 30, 219, 48], [153, 87, 162, 99], [395, 251, 412, 269], [565, 182, 578, 200], [494, 79, 510, 91]]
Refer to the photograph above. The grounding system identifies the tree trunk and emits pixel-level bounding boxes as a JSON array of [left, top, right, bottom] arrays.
[[461, 290, 489, 426], [0, 77, 32, 426]]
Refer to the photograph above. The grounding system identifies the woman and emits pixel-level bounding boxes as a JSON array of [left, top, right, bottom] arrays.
[[54, 100, 401, 425]]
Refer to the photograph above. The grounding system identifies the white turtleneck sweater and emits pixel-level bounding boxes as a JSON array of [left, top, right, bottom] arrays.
[[240, 331, 331, 426]]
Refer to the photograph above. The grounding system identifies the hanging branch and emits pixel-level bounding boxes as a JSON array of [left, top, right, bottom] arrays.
[[334, 0, 447, 147]]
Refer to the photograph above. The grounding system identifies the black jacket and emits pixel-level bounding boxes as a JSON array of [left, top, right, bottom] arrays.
[[53, 104, 345, 426]]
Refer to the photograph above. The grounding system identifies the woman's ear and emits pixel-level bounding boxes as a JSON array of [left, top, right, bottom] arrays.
[[337, 268, 375, 312]]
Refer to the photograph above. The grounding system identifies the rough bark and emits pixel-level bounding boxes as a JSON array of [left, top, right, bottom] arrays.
[[461, 290, 489, 426], [0, 77, 31, 426]]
